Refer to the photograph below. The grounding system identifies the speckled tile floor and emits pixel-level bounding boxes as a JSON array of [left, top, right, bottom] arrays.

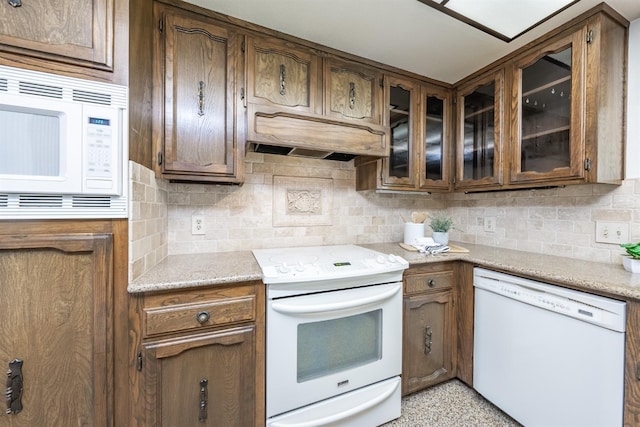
[[382, 379, 522, 427]]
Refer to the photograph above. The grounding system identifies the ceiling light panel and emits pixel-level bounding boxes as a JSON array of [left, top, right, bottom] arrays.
[[419, 0, 580, 41]]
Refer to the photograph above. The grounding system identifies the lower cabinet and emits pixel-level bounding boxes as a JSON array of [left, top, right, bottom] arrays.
[[0, 219, 128, 426], [402, 264, 457, 395], [131, 281, 265, 427], [142, 327, 256, 426]]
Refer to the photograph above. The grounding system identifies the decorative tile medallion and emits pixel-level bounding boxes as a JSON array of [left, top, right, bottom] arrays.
[[273, 176, 333, 227]]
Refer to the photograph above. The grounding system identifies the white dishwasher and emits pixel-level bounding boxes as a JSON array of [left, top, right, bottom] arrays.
[[473, 267, 626, 427]]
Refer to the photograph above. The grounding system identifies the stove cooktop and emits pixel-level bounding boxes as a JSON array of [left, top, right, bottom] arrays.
[[252, 244, 408, 285]]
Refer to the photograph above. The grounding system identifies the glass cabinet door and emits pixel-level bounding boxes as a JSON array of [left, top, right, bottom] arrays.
[[381, 75, 418, 188], [419, 87, 451, 190], [455, 69, 504, 190], [510, 30, 585, 183]]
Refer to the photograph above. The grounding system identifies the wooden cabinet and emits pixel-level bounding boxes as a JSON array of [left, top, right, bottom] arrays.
[[356, 74, 451, 192], [324, 57, 382, 126], [131, 281, 264, 426], [0, 0, 114, 70], [246, 37, 388, 159], [509, 28, 585, 185], [246, 36, 320, 116], [0, 219, 128, 427], [153, 3, 244, 183], [454, 6, 627, 192], [402, 264, 456, 395], [509, 11, 626, 186], [454, 69, 505, 191]]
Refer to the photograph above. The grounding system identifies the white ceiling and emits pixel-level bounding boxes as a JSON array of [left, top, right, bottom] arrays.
[[184, 0, 640, 84]]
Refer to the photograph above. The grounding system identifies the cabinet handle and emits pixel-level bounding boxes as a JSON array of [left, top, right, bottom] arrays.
[[428, 279, 435, 287], [349, 82, 356, 109], [198, 81, 205, 116], [7, 0, 21, 7], [5, 359, 23, 415], [279, 64, 286, 96], [196, 311, 210, 324], [199, 378, 208, 422], [424, 326, 432, 355]]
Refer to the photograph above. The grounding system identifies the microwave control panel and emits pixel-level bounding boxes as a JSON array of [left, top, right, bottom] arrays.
[[83, 105, 121, 195]]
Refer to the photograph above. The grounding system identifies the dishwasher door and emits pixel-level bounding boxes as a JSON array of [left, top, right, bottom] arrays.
[[473, 268, 626, 427]]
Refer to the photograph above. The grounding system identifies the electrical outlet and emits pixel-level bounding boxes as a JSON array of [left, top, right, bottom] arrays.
[[192, 215, 205, 235], [484, 217, 496, 233], [595, 221, 629, 244]]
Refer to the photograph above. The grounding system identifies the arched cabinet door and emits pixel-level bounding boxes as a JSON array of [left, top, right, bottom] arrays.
[[0, 232, 114, 426]]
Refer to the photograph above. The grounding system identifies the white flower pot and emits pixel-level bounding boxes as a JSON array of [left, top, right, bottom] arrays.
[[432, 231, 449, 245], [623, 256, 640, 274]]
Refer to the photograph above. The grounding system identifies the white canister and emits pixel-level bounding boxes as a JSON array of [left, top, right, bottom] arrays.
[[403, 222, 425, 245]]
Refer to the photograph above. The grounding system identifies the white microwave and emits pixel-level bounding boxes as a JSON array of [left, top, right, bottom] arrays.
[[0, 65, 128, 219]]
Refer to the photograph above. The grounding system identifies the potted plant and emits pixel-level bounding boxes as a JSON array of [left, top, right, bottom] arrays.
[[621, 242, 640, 273], [428, 212, 453, 245]]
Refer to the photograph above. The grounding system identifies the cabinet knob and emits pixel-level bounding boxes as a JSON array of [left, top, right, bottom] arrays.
[[428, 279, 435, 287], [196, 311, 210, 324]]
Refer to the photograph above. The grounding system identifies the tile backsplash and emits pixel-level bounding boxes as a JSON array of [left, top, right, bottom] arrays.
[[129, 156, 640, 281]]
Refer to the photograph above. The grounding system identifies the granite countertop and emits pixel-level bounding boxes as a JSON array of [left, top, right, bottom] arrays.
[[129, 242, 640, 300]]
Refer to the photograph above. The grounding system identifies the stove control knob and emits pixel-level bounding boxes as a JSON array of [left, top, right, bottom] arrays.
[[278, 263, 290, 274], [295, 262, 305, 272], [376, 255, 386, 264]]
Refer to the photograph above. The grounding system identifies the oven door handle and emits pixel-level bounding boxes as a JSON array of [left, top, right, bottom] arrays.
[[269, 377, 399, 427], [271, 285, 400, 315]]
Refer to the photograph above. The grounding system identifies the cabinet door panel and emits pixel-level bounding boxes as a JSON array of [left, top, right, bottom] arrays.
[[381, 75, 418, 188], [455, 69, 504, 190], [0, 0, 112, 69], [326, 59, 382, 125], [0, 234, 112, 426], [510, 30, 585, 184], [144, 327, 256, 427], [247, 37, 317, 112], [420, 87, 451, 190], [154, 4, 242, 183], [402, 291, 455, 395]]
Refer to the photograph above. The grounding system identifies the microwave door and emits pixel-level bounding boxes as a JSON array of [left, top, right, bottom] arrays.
[[0, 93, 83, 194]]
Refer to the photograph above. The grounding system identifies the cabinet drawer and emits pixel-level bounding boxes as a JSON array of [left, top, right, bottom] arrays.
[[404, 271, 453, 294], [143, 285, 257, 337]]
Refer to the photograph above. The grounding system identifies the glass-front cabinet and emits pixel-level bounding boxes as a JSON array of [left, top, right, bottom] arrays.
[[357, 74, 450, 192], [419, 87, 450, 191], [509, 30, 586, 184], [454, 69, 504, 191]]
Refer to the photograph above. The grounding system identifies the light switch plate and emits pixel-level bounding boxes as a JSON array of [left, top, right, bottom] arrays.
[[595, 221, 629, 244]]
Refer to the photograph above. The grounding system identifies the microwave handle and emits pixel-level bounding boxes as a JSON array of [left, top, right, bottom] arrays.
[[269, 377, 399, 427], [270, 285, 400, 315]]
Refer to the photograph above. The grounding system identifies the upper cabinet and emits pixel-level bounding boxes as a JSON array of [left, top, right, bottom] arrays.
[[245, 36, 388, 159], [454, 69, 504, 191], [454, 6, 627, 192], [509, 29, 585, 185], [324, 58, 383, 126], [153, 3, 244, 183], [356, 74, 451, 192], [245, 36, 320, 116], [509, 11, 626, 187], [0, 0, 114, 69]]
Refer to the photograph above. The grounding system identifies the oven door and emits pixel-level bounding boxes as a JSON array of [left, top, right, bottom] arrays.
[[266, 282, 402, 418]]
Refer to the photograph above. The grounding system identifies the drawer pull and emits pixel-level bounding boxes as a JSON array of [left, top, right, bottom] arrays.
[[428, 279, 435, 287], [199, 378, 208, 422], [196, 311, 210, 324], [7, 0, 22, 7]]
